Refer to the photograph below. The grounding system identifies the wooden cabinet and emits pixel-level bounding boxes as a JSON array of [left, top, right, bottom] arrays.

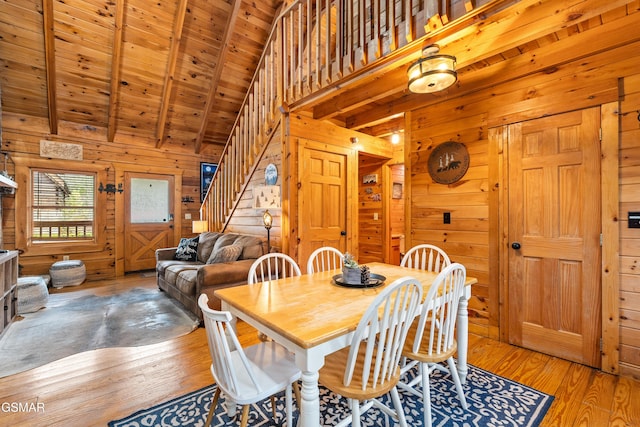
[[0, 251, 19, 336]]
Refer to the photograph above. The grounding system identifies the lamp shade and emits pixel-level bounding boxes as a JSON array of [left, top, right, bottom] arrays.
[[263, 210, 273, 229], [192, 220, 209, 233], [408, 45, 457, 93]]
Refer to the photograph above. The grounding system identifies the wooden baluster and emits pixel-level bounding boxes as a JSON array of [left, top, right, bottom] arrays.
[[405, 0, 415, 43], [324, 0, 332, 84], [386, 0, 395, 51], [344, 0, 354, 74], [356, 0, 366, 66]]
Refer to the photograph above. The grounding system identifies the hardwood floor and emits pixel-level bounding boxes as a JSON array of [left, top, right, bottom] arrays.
[[1, 272, 638, 426]]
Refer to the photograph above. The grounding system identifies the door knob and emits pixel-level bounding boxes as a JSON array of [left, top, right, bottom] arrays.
[[511, 242, 521, 250], [340, 230, 347, 236]]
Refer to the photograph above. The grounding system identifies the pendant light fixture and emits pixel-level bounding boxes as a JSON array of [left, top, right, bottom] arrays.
[[407, 44, 457, 93]]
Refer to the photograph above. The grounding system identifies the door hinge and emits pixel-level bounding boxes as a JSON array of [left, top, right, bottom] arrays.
[[599, 128, 603, 141], [600, 233, 603, 246], [600, 337, 603, 352]]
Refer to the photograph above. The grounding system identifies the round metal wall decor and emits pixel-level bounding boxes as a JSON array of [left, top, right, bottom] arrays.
[[427, 141, 470, 184]]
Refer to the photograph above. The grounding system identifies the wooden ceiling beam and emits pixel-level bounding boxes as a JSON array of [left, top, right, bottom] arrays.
[[42, 0, 58, 135], [193, 0, 242, 155], [344, 6, 640, 129], [107, 0, 126, 142], [312, 69, 408, 120], [357, 115, 405, 137], [156, 0, 189, 149], [317, 0, 634, 128]]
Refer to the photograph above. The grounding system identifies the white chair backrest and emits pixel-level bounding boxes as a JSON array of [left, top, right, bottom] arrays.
[[411, 263, 467, 355], [248, 253, 302, 284], [306, 246, 344, 274], [344, 277, 422, 389], [198, 294, 262, 398], [401, 244, 451, 273]]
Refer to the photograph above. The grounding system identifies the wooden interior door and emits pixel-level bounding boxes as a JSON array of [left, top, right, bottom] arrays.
[[508, 108, 601, 367], [299, 144, 348, 272], [124, 172, 175, 272]]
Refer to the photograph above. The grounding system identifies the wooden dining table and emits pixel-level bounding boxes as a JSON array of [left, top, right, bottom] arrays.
[[215, 262, 477, 427]]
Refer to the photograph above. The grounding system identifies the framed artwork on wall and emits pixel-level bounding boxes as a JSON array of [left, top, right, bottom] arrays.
[[200, 162, 218, 202]]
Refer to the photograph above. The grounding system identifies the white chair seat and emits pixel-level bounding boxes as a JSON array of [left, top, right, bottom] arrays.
[[224, 342, 300, 404]]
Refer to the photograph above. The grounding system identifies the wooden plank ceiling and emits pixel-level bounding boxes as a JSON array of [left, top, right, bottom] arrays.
[[1, 0, 638, 154], [0, 0, 283, 154]]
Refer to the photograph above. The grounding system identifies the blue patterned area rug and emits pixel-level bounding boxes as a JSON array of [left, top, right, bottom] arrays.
[[109, 365, 553, 427]]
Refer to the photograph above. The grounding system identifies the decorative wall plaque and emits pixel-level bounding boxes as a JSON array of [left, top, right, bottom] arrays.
[[40, 140, 83, 160], [265, 163, 278, 185], [427, 141, 470, 184]]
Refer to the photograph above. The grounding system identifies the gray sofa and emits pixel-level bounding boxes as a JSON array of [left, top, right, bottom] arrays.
[[155, 231, 266, 320]]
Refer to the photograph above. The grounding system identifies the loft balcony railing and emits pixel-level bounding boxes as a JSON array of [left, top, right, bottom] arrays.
[[201, 0, 512, 230]]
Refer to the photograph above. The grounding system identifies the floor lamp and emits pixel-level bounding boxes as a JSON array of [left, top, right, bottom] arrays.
[[263, 210, 272, 252]]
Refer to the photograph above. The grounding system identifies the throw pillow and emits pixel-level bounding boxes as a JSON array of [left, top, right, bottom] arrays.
[[174, 237, 199, 262], [207, 244, 243, 264]]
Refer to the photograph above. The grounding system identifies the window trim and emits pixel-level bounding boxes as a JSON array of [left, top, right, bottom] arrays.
[[14, 157, 108, 257]]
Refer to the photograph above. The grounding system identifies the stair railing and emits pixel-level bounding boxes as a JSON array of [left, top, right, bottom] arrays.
[[201, 0, 515, 230]]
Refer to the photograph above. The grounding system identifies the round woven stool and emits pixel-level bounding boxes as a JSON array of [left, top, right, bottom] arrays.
[[17, 276, 49, 314], [50, 260, 86, 288]]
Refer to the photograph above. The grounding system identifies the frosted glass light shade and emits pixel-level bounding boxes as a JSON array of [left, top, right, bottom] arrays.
[[408, 45, 457, 93]]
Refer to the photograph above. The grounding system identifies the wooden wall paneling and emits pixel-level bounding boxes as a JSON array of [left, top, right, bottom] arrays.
[[408, 107, 490, 335], [389, 164, 404, 236], [287, 114, 391, 263], [358, 158, 384, 264], [406, 44, 640, 347], [619, 72, 640, 379], [1, 128, 215, 280], [600, 101, 621, 375], [225, 126, 283, 249]]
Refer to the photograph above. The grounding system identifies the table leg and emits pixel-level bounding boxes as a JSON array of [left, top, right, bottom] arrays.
[[457, 296, 469, 383], [297, 370, 321, 427]]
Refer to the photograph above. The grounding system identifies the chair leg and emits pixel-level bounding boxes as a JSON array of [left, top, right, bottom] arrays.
[[204, 387, 221, 427], [447, 357, 468, 410], [293, 381, 301, 408], [351, 398, 361, 427], [285, 384, 293, 427], [270, 396, 277, 420], [389, 386, 408, 427], [239, 405, 250, 427], [421, 363, 433, 427]]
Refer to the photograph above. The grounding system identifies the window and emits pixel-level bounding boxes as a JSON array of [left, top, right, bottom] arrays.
[[13, 157, 107, 256], [32, 170, 95, 241]]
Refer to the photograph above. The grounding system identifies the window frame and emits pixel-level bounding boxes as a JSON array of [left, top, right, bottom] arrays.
[[14, 157, 108, 256]]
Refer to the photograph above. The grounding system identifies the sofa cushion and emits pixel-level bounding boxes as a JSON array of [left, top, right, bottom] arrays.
[[196, 232, 222, 263], [174, 237, 199, 261], [157, 259, 200, 275], [207, 244, 243, 264], [233, 235, 265, 259], [212, 233, 239, 250], [175, 269, 198, 296], [165, 264, 199, 289]]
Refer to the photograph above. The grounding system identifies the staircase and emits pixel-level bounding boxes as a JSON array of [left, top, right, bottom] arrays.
[[200, 0, 514, 231]]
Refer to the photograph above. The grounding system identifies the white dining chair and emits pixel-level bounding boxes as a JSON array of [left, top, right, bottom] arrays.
[[397, 263, 469, 427], [248, 253, 302, 284], [306, 246, 344, 274], [401, 244, 451, 273], [248, 253, 302, 342], [318, 277, 423, 427], [198, 294, 301, 427]]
